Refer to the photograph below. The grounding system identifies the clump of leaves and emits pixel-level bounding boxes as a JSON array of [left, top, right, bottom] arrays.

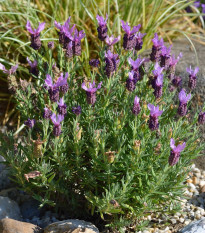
[[0, 15, 204, 231]]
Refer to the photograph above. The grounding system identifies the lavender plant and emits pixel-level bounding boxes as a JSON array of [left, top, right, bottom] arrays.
[[0, 15, 204, 231]]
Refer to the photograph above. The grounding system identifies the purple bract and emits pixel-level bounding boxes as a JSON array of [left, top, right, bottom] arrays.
[[24, 118, 35, 128], [160, 45, 172, 69], [121, 20, 141, 50], [57, 98, 67, 115], [153, 75, 163, 99], [150, 33, 164, 62], [169, 138, 186, 166], [82, 81, 102, 105], [178, 89, 191, 105], [51, 113, 64, 137], [134, 32, 146, 51], [72, 106, 82, 115], [148, 104, 163, 131], [178, 89, 191, 116], [0, 63, 18, 75], [128, 57, 145, 80], [43, 107, 52, 119], [105, 35, 121, 47], [132, 96, 141, 116], [27, 57, 38, 76], [152, 62, 164, 77], [26, 21, 45, 50], [96, 14, 108, 41], [126, 71, 138, 92], [104, 50, 119, 77], [187, 66, 199, 90], [89, 59, 100, 67], [198, 112, 205, 124]]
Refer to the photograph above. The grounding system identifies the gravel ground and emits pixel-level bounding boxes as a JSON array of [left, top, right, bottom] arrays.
[[135, 164, 205, 233]]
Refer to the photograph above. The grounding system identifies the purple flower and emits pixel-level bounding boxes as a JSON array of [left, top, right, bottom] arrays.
[[160, 45, 172, 69], [167, 53, 183, 79], [187, 66, 199, 90], [151, 62, 163, 89], [72, 106, 82, 115], [134, 32, 146, 51], [48, 41, 54, 49], [105, 35, 121, 47], [178, 89, 191, 116], [202, 4, 205, 20], [104, 50, 119, 77], [121, 20, 141, 50], [44, 73, 69, 97], [172, 76, 182, 88], [57, 98, 67, 115], [194, 1, 201, 8], [44, 74, 59, 102], [66, 29, 86, 56], [43, 107, 52, 119], [148, 104, 163, 131], [55, 17, 75, 46], [0, 63, 18, 75], [26, 21, 45, 50], [153, 75, 163, 99], [169, 138, 186, 166], [89, 59, 100, 67], [82, 81, 102, 105], [24, 118, 35, 128], [96, 14, 108, 41], [132, 96, 141, 116], [65, 41, 73, 58], [56, 73, 69, 94], [152, 62, 164, 77], [150, 33, 164, 62], [51, 113, 64, 137], [198, 112, 205, 124], [126, 71, 138, 92], [27, 57, 38, 76], [128, 57, 145, 80]]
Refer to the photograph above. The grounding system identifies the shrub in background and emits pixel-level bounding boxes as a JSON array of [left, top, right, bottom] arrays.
[[0, 15, 204, 231]]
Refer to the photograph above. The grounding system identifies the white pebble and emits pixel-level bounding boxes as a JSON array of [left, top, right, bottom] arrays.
[[196, 213, 202, 220], [179, 217, 185, 223], [147, 215, 152, 221], [199, 180, 205, 187], [193, 167, 200, 173], [175, 212, 181, 217], [174, 216, 179, 220], [170, 218, 177, 224], [202, 171, 205, 176], [184, 219, 191, 225]]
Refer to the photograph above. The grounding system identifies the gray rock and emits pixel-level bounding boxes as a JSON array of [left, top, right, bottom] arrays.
[[0, 155, 6, 172], [178, 217, 205, 233], [0, 169, 12, 191], [0, 196, 22, 220], [44, 219, 99, 233]]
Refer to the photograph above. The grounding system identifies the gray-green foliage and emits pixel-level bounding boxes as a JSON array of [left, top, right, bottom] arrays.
[[0, 18, 204, 231]]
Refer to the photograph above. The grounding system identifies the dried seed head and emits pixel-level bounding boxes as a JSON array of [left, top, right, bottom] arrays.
[[110, 199, 120, 207], [133, 140, 141, 152], [75, 123, 82, 141], [31, 136, 46, 158], [24, 171, 41, 182], [168, 128, 173, 139], [154, 143, 161, 154], [105, 151, 116, 163]]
